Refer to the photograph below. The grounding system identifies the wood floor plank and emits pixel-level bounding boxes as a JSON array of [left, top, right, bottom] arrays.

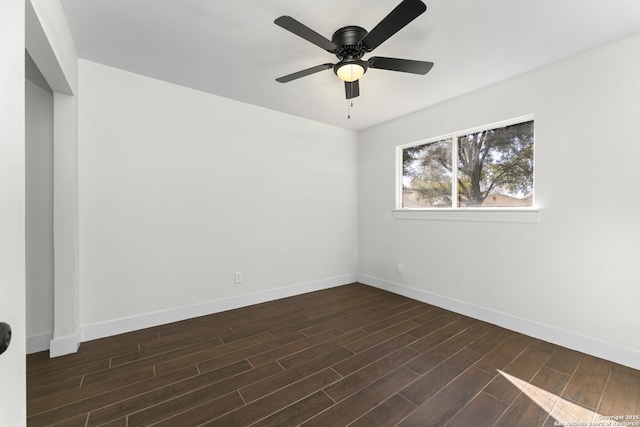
[[81, 364, 155, 389], [27, 359, 111, 391], [462, 319, 499, 338], [298, 285, 378, 312], [465, 326, 512, 355], [598, 366, 640, 416], [544, 346, 584, 375], [148, 391, 244, 427], [151, 320, 237, 343], [240, 347, 354, 404], [398, 366, 494, 427], [345, 320, 420, 354], [106, 335, 227, 373], [27, 375, 83, 402], [110, 335, 224, 367], [325, 347, 420, 402], [193, 332, 306, 375], [445, 391, 508, 427], [364, 295, 418, 313], [408, 319, 474, 353], [127, 390, 245, 426], [409, 306, 447, 324], [302, 367, 419, 427], [474, 333, 532, 374], [236, 305, 311, 328], [151, 332, 272, 375], [300, 308, 381, 337], [202, 369, 341, 427], [248, 391, 335, 427], [562, 355, 612, 410], [406, 311, 463, 339], [360, 297, 407, 316], [220, 314, 310, 344], [90, 417, 126, 427], [543, 396, 597, 427], [28, 364, 200, 425], [269, 311, 347, 338], [138, 324, 233, 351], [348, 394, 417, 427], [332, 333, 417, 377], [86, 361, 281, 427], [405, 332, 477, 376], [27, 333, 144, 379], [338, 305, 412, 333], [27, 364, 199, 420], [248, 328, 344, 368], [529, 338, 559, 355], [482, 347, 552, 404], [400, 349, 484, 406], [277, 329, 369, 370], [47, 413, 89, 427], [362, 305, 434, 334], [494, 366, 570, 427], [25, 283, 640, 427], [34, 366, 159, 419]]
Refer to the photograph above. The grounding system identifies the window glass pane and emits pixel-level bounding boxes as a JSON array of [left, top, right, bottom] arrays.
[[402, 138, 453, 208], [457, 120, 534, 207]]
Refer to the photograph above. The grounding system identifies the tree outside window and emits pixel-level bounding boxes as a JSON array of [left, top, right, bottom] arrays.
[[402, 119, 534, 208]]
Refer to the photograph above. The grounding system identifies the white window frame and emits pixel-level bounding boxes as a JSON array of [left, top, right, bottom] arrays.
[[394, 115, 539, 224]]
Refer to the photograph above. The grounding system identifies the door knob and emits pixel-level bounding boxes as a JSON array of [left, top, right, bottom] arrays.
[[0, 322, 11, 355]]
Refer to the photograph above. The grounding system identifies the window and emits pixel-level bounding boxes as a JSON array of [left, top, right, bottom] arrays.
[[399, 117, 534, 210]]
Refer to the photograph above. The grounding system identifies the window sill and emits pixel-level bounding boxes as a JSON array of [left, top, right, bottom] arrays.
[[392, 208, 540, 224]]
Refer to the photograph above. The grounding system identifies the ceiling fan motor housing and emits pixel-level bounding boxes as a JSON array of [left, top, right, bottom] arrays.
[[332, 26, 368, 59]]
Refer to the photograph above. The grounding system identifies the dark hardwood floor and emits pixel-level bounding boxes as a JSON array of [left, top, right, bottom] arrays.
[[27, 283, 640, 426]]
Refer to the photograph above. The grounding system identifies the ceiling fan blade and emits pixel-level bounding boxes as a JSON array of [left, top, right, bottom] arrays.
[[345, 80, 360, 99], [360, 0, 427, 52], [276, 63, 334, 83], [368, 57, 434, 74], [275, 16, 339, 52]]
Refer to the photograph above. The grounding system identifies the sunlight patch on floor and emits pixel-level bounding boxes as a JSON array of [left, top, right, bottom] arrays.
[[499, 370, 599, 425]]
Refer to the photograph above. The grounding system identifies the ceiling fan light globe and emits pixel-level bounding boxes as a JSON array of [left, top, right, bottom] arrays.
[[336, 63, 365, 82]]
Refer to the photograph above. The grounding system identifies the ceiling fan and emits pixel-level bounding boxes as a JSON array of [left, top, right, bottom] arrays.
[[274, 0, 434, 100]]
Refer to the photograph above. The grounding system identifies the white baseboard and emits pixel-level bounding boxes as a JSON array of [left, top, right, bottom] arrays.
[[26, 332, 53, 354], [80, 274, 358, 344], [358, 274, 640, 371], [49, 330, 81, 358]]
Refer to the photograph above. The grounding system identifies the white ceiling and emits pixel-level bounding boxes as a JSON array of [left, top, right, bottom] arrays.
[[60, 0, 640, 131]]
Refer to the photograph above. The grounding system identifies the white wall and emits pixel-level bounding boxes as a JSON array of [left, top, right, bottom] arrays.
[[26, 54, 55, 348], [26, 0, 81, 357], [358, 34, 640, 369], [78, 60, 358, 331], [0, 0, 26, 424], [27, 0, 77, 94]]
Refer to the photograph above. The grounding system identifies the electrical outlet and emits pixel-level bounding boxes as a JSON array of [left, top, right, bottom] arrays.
[[396, 263, 404, 275], [234, 272, 242, 284]]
